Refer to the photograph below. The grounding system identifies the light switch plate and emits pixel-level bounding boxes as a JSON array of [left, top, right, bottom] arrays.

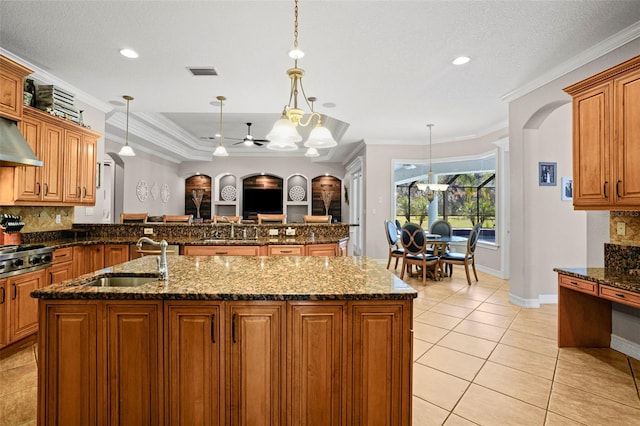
[[617, 222, 626, 236], [269, 229, 279, 236], [286, 228, 295, 236], [144, 228, 154, 235]]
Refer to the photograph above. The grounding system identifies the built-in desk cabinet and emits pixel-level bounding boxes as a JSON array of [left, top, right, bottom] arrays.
[[564, 55, 640, 210]]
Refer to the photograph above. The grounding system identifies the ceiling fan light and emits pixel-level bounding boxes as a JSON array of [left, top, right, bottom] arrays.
[[305, 147, 320, 157], [267, 117, 302, 143], [304, 125, 337, 148], [213, 145, 229, 156], [243, 139, 254, 147], [118, 145, 136, 157]]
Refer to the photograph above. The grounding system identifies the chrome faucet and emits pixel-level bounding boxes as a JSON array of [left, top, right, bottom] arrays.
[[136, 237, 169, 280], [222, 216, 235, 239]]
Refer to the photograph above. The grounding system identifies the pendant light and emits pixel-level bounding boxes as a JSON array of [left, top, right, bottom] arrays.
[[305, 147, 320, 157], [118, 95, 135, 157], [425, 124, 449, 193], [213, 95, 229, 157]]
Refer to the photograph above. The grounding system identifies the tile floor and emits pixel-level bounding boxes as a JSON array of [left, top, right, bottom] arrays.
[[1, 269, 639, 425]]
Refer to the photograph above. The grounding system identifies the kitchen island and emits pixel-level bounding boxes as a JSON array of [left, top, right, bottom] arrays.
[[32, 255, 416, 425]]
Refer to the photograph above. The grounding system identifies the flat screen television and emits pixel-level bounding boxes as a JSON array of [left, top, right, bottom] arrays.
[[243, 188, 283, 217]]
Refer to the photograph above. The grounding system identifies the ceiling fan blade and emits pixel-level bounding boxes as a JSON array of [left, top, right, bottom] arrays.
[[254, 141, 265, 146], [232, 141, 245, 145], [254, 139, 269, 142]]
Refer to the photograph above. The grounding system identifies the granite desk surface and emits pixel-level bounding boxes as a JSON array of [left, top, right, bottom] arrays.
[[32, 255, 417, 301], [554, 267, 640, 294]]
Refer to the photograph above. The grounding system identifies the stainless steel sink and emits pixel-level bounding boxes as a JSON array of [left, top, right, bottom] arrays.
[[84, 276, 158, 287]]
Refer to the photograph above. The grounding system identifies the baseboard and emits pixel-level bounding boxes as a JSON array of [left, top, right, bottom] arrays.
[[508, 293, 540, 308], [475, 264, 504, 278], [611, 335, 640, 360], [538, 293, 558, 304]]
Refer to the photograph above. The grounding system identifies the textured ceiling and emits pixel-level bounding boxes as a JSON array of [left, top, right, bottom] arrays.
[[2, 1, 639, 163]]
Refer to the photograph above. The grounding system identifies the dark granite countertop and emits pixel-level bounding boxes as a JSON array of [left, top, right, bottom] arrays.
[[554, 267, 640, 294], [32, 255, 417, 301]]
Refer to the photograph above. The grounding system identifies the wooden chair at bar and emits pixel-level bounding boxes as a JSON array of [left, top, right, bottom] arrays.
[[213, 215, 241, 223], [257, 214, 286, 224], [303, 215, 331, 223], [162, 214, 192, 224], [120, 213, 148, 223]]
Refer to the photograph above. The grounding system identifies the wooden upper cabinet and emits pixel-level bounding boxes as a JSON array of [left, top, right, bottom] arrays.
[[0, 55, 31, 121], [565, 54, 640, 210], [81, 134, 97, 204], [40, 122, 64, 202], [14, 115, 42, 201], [63, 129, 82, 203]]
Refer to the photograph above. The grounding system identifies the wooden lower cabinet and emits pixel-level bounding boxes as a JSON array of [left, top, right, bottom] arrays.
[[7, 268, 46, 343], [104, 244, 130, 268], [183, 245, 264, 256], [0, 279, 7, 348], [73, 244, 104, 276], [39, 299, 412, 425], [306, 243, 339, 256], [268, 245, 304, 256]]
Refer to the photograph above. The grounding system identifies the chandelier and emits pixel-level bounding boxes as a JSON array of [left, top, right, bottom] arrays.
[[213, 95, 229, 157], [416, 124, 448, 201], [118, 95, 135, 157], [266, 0, 337, 152]]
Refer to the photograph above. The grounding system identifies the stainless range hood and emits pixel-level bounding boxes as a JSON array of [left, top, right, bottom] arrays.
[[0, 117, 42, 167]]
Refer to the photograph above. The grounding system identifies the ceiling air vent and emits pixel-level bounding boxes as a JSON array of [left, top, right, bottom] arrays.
[[187, 67, 218, 76]]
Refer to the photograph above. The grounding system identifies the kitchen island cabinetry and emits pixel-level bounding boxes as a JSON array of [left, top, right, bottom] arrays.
[[34, 256, 415, 425], [183, 244, 264, 256], [7, 268, 46, 344], [564, 55, 640, 210]]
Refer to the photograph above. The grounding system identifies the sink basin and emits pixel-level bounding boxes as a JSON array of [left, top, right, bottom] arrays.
[[84, 276, 158, 287], [200, 239, 228, 244]]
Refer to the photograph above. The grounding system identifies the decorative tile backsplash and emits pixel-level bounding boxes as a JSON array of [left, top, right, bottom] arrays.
[[610, 211, 640, 246], [0, 206, 74, 232]]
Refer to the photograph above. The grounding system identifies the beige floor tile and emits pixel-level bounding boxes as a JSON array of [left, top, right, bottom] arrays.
[[544, 411, 584, 425], [499, 329, 558, 359], [488, 343, 557, 380], [415, 311, 463, 330], [515, 309, 558, 325], [443, 414, 478, 425], [466, 310, 515, 328], [413, 364, 470, 411], [0, 386, 37, 426], [413, 306, 427, 318], [414, 321, 449, 344], [417, 345, 485, 381], [474, 361, 552, 408], [0, 363, 38, 397], [0, 345, 36, 372], [535, 303, 558, 316], [441, 296, 483, 310], [429, 302, 474, 319], [483, 289, 513, 306], [548, 381, 640, 425], [554, 358, 640, 408], [475, 301, 520, 318], [453, 319, 507, 342], [454, 286, 495, 302], [421, 286, 459, 302], [557, 347, 631, 375], [630, 356, 640, 379], [453, 383, 546, 425], [412, 396, 450, 426], [414, 338, 434, 361], [414, 297, 440, 311], [437, 331, 497, 359], [509, 316, 557, 341]]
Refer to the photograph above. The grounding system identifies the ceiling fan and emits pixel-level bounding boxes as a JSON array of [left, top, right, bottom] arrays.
[[231, 123, 269, 147]]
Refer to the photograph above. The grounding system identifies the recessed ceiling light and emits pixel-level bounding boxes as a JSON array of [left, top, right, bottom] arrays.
[[452, 56, 470, 65], [120, 48, 139, 59]]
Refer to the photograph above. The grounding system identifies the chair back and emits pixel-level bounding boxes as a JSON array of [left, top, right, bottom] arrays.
[[304, 215, 331, 223], [162, 214, 192, 224], [385, 220, 398, 246], [400, 223, 426, 256], [395, 219, 402, 230], [120, 213, 148, 223], [430, 220, 452, 237], [257, 214, 286, 224], [213, 215, 241, 223], [467, 225, 480, 255]]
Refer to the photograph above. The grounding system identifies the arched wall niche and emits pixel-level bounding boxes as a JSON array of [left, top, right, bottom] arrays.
[[242, 174, 284, 220], [311, 175, 341, 222]]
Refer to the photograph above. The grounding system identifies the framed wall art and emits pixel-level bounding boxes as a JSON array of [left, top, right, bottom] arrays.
[[539, 162, 557, 186], [561, 177, 573, 201]]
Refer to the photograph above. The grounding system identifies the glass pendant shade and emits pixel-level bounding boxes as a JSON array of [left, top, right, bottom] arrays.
[[213, 145, 228, 157], [416, 182, 428, 192], [304, 124, 337, 148], [118, 145, 135, 157], [305, 147, 320, 157], [266, 140, 298, 151], [266, 117, 302, 144], [119, 95, 135, 156]]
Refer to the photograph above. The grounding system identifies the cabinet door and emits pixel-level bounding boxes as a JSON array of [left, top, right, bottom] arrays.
[[15, 116, 42, 201], [73, 245, 104, 277], [49, 261, 73, 285], [350, 301, 412, 426], [614, 69, 640, 206], [80, 134, 97, 204], [306, 243, 337, 256], [40, 122, 64, 202], [0, 62, 25, 121], [8, 268, 46, 342], [288, 302, 346, 425], [183, 245, 261, 256], [0, 279, 7, 348], [39, 302, 100, 426], [227, 303, 285, 426], [63, 129, 83, 203], [268, 245, 304, 256], [572, 82, 612, 208], [165, 302, 224, 425], [104, 244, 130, 268], [105, 302, 163, 426]]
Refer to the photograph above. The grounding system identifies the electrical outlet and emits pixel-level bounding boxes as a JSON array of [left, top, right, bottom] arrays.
[[269, 229, 279, 236], [144, 228, 154, 235], [617, 222, 626, 236], [286, 227, 295, 236], [55, 214, 61, 224]]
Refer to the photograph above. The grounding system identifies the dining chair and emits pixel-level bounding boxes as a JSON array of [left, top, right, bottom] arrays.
[[384, 220, 404, 270], [120, 213, 148, 223], [439, 224, 480, 285], [399, 222, 441, 285], [303, 215, 332, 223], [257, 214, 286, 224], [162, 214, 192, 224], [429, 219, 452, 237]]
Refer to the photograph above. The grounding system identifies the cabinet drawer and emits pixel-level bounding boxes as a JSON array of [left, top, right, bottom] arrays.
[[53, 247, 73, 263], [268, 245, 304, 256], [559, 275, 598, 295], [183, 245, 261, 256], [599, 285, 640, 308]]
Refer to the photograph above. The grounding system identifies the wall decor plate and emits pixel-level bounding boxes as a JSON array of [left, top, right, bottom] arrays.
[[150, 183, 160, 200], [136, 180, 149, 202], [221, 185, 237, 202], [160, 184, 170, 203], [289, 185, 306, 202]]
